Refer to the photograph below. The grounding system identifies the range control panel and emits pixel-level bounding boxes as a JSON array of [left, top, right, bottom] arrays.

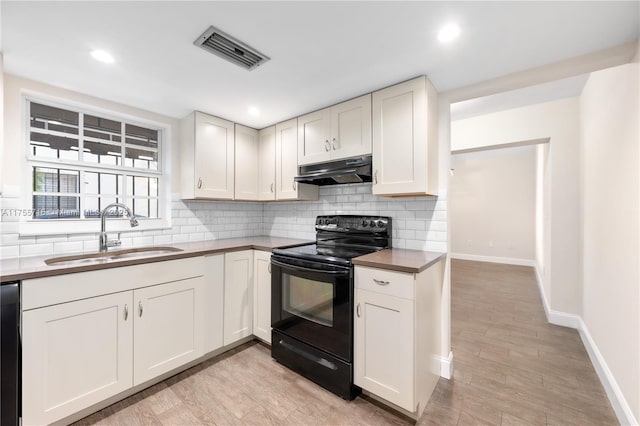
[[315, 215, 391, 233]]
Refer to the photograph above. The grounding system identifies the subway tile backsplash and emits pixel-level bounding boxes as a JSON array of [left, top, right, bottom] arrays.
[[264, 184, 447, 251], [0, 183, 446, 259]]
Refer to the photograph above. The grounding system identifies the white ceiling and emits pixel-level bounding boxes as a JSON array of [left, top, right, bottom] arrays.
[[2, 1, 639, 128]]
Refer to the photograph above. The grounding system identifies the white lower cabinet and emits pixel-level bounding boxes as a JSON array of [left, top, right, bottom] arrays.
[[133, 277, 205, 385], [354, 288, 414, 410], [354, 261, 444, 418], [22, 292, 134, 426], [203, 253, 224, 353], [21, 258, 206, 426], [252, 250, 272, 343], [224, 250, 254, 345]]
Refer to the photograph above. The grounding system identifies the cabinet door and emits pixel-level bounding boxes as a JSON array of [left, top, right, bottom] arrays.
[[298, 108, 331, 165], [275, 118, 319, 201], [330, 94, 372, 159], [372, 77, 428, 196], [275, 118, 300, 200], [234, 124, 259, 201], [194, 112, 235, 199], [22, 292, 133, 425], [224, 250, 253, 345], [354, 289, 415, 412], [258, 126, 276, 201], [133, 277, 205, 385], [203, 254, 224, 353], [253, 250, 272, 343]]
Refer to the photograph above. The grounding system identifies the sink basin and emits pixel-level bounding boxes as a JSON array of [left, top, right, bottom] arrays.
[[45, 246, 184, 266]]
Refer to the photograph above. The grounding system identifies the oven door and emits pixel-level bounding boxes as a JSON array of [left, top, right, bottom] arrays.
[[271, 255, 353, 361]]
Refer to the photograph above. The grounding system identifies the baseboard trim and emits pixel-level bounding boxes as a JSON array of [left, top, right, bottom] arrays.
[[450, 253, 535, 267], [439, 351, 454, 379], [577, 318, 639, 426], [533, 266, 637, 426]]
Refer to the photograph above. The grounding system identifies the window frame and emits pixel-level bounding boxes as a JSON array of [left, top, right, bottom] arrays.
[[19, 93, 172, 236]]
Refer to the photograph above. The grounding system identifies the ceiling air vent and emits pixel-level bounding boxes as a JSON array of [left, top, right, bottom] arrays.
[[194, 25, 270, 70]]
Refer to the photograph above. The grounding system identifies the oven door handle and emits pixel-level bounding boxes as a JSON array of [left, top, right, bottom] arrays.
[[271, 259, 351, 276]]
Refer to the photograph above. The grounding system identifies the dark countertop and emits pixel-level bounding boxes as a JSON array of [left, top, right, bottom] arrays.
[[352, 249, 446, 273], [0, 237, 312, 282]]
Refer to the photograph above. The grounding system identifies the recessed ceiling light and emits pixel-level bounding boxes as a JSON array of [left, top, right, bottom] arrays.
[[438, 24, 461, 43], [248, 107, 260, 116], [90, 50, 115, 64]]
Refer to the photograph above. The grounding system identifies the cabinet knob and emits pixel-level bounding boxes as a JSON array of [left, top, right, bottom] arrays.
[[138, 301, 143, 317], [123, 304, 129, 321], [197, 178, 203, 189], [325, 140, 330, 152], [332, 138, 337, 150]]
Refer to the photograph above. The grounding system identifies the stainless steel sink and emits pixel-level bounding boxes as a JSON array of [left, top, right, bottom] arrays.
[[45, 246, 184, 266]]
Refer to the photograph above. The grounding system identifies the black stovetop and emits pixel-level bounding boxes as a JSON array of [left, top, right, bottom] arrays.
[[272, 215, 392, 266]]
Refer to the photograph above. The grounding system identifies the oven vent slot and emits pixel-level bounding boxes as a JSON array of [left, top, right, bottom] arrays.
[[193, 25, 270, 70]]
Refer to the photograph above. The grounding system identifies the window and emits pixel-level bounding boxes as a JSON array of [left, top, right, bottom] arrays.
[[27, 100, 163, 223]]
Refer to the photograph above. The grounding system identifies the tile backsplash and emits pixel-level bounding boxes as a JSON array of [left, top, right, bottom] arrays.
[[264, 184, 447, 251], [0, 183, 446, 259]]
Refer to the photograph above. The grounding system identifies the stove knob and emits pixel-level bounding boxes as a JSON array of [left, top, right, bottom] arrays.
[[377, 220, 384, 228], [361, 220, 368, 227], [369, 220, 376, 227]]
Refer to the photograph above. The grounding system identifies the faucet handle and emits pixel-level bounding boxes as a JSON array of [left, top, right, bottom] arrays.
[[107, 240, 122, 248]]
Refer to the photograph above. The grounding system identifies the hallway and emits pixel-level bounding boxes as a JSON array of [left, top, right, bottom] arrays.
[[424, 259, 618, 425]]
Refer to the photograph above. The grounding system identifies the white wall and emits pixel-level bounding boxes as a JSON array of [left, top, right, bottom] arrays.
[[450, 145, 536, 263], [451, 97, 581, 315], [580, 60, 639, 423]]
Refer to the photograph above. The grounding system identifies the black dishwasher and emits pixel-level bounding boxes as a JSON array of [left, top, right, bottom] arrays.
[[1, 281, 20, 426]]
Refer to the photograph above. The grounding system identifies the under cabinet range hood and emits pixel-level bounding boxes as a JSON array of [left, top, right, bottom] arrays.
[[294, 156, 372, 186]]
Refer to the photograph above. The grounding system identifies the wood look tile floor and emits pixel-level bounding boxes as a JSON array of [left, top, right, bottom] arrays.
[[73, 260, 617, 426]]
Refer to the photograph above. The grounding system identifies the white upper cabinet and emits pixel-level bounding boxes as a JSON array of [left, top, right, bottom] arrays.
[[275, 118, 319, 201], [234, 124, 259, 201], [181, 111, 235, 200], [372, 77, 438, 196], [298, 94, 372, 165], [258, 126, 276, 201], [330, 94, 372, 160]]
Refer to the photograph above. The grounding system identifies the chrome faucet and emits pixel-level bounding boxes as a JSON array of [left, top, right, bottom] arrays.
[[99, 203, 139, 252]]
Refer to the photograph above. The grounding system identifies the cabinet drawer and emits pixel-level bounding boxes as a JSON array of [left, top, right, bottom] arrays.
[[355, 266, 414, 300]]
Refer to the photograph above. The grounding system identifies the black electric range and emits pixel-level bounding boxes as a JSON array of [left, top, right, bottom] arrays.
[[270, 215, 391, 400]]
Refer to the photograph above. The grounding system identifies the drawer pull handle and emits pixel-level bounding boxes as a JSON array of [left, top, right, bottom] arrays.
[[268, 264, 271, 273], [332, 138, 337, 150], [324, 140, 330, 152], [373, 279, 390, 286], [138, 301, 143, 317], [197, 178, 203, 189], [270, 183, 274, 193], [356, 303, 361, 318], [123, 304, 129, 321]]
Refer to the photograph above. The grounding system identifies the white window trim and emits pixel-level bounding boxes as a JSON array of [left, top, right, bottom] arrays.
[[19, 91, 172, 236]]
